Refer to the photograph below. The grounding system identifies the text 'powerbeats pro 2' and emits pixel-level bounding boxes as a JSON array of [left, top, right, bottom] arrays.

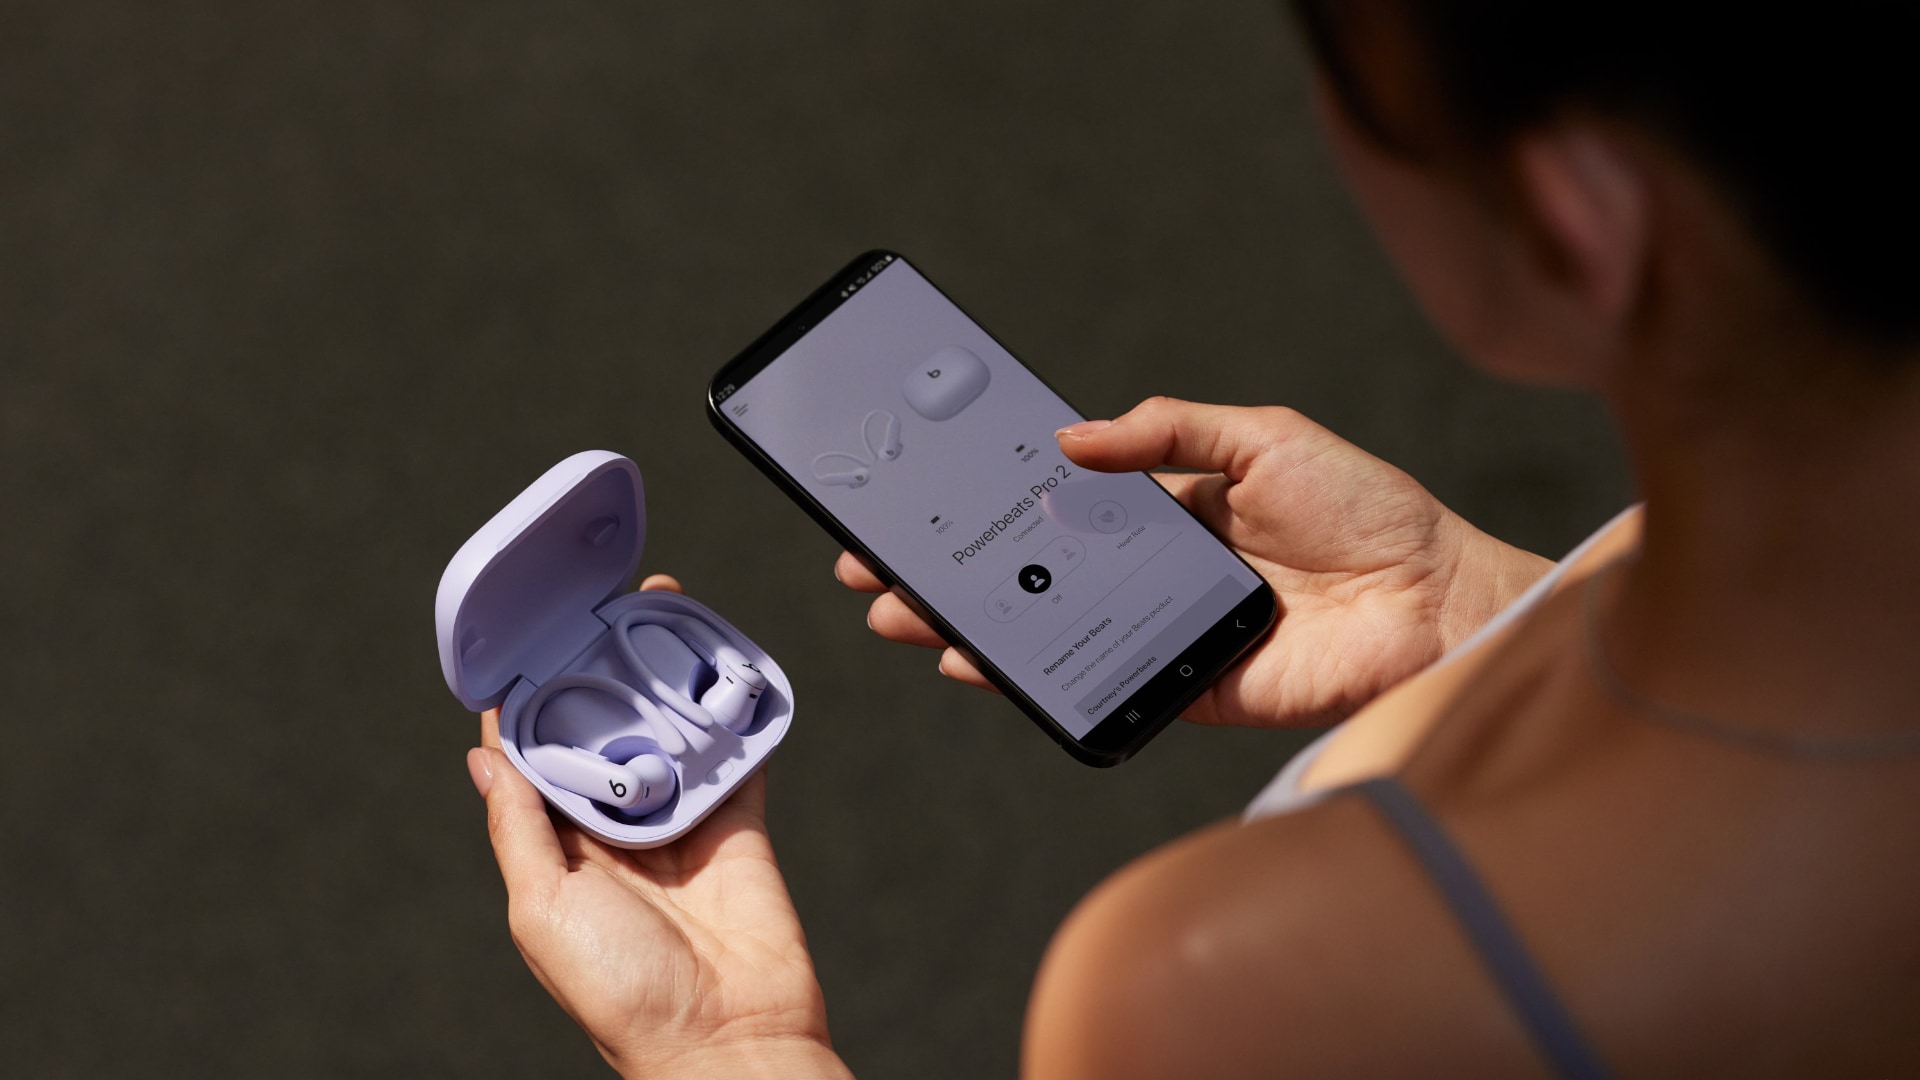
[[708, 252, 1274, 766]]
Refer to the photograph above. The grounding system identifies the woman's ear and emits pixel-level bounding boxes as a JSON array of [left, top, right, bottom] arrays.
[[1509, 123, 1651, 325]]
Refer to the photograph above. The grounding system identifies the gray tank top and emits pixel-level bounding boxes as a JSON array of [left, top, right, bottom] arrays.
[[1241, 510, 1637, 1077], [1345, 777, 1613, 1080]]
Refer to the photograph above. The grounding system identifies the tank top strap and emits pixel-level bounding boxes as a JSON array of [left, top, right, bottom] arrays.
[[1347, 777, 1614, 1080]]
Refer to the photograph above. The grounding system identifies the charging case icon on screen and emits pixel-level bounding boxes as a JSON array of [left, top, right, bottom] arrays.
[[903, 346, 991, 421]]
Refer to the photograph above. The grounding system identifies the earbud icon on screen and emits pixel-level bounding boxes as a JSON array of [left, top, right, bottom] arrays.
[[863, 409, 902, 461], [812, 409, 904, 489], [812, 452, 872, 488]]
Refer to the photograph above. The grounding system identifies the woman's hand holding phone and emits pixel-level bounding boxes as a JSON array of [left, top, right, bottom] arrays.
[[840, 397, 1553, 729]]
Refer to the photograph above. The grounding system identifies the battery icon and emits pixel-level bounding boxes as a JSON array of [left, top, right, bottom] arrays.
[[930, 515, 942, 524]]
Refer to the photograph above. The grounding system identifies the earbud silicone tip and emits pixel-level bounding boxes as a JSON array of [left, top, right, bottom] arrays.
[[699, 663, 766, 734], [626, 752, 675, 789]]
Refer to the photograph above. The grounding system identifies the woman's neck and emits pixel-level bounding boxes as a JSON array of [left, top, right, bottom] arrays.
[[1600, 321, 1920, 740]]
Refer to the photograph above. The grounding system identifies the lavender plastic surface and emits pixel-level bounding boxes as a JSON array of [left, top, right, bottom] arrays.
[[434, 450, 793, 848]]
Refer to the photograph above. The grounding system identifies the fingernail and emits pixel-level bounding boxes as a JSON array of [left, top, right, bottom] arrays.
[[1056, 419, 1113, 439], [466, 747, 494, 798]]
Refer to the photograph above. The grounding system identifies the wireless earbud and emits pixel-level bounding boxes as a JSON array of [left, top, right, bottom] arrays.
[[522, 743, 676, 815], [611, 609, 769, 734], [518, 674, 684, 814], [511, 610, 767, 820], [812, 451, 871, 488], [701, 658, 769, 732], [863, 409, 903, 462]]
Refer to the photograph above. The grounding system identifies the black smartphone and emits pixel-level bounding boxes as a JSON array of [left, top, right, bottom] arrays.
[[708, 251, 1276, 765]]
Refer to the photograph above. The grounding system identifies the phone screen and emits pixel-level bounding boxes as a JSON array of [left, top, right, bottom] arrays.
[[711, 253, 1273, 762]]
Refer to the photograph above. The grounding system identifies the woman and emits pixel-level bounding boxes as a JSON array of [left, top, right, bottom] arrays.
[[464, 3, 1920, 1075]]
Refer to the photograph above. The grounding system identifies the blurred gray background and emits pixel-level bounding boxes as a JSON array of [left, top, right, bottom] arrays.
[[0, 2, 1628, 1076]]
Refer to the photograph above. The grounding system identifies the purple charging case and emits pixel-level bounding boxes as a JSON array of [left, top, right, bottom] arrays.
[[434, 450, 794, 848]]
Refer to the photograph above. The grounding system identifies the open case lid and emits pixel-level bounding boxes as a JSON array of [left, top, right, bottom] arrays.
[[435, 451, 646, 711]]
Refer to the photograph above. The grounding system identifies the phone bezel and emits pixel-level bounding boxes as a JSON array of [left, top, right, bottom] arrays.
[[707, 250, 1276, 766]]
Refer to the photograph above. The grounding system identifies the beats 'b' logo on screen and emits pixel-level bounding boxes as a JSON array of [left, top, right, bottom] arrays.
[[903, 346, 990, 420]]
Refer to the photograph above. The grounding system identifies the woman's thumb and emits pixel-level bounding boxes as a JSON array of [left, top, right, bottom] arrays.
[[1056, 396, 1282, 480]]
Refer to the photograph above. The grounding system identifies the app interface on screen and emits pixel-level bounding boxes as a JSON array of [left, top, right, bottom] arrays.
[[727, 260, 1262, 738]]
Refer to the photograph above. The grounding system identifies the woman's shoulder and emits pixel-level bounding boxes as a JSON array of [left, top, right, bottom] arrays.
[[1023, 511, 1655, 1080], [1022, 789, 1545, 1080], [1270, 506, 1645, 805]]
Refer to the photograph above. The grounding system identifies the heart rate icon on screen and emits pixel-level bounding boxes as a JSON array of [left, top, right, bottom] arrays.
[[1090, 501, 1127, 534]]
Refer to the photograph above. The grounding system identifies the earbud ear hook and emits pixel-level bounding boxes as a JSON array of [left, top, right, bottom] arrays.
[[518, 673, 683, 814], [611, 609, 769, 735], [863, 409, 902, 462], [522, 672, 693, 755], [812, 451, 871, 488]]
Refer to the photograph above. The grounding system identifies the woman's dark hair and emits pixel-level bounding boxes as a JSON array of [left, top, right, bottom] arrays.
[[1293, 1, 1919, 346]]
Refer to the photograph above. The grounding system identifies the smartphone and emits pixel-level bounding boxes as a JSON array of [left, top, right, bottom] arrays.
[[708, 251, 1276, 765]]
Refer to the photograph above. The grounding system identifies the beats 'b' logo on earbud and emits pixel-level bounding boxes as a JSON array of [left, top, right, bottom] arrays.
[[522, 739, 676, 815], [927, 368, 942, 378]]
